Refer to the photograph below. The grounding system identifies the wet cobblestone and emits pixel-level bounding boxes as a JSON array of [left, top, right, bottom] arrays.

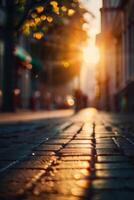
[[0, 109, 134, 200]]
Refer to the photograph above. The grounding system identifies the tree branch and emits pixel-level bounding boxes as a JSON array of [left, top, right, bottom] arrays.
[[15, 0, 50, 31]]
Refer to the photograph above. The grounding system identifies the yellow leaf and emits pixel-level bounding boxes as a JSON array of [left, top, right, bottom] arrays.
[[47, 16, 53, 23], [68, 9, 75, 16], [36, 6, 44, 13]]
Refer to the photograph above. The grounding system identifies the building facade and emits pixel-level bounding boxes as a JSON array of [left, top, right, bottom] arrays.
[[96, 0, 134, 112], [0, 0, 6, 109]]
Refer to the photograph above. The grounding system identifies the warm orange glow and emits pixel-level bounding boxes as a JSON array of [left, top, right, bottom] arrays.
[[66, 96, 75, 106], [41, 15, 47, 21], [36, 6, 44, 13], [31, 13, 37, 19], [50, 1, 59, 14], [61, 6, 67, 12], [47, 16, 53, 23], [82, 44, 100, 65], [34, 17, 41, 24], [62, 61, 69, 68], [14, 89, 20, 96], [68, 9, 75, 16], [79, 108, 98, 122], [28, 19, 35, 27], [33, 32, 44, 40], [50, 1, 58, 7]]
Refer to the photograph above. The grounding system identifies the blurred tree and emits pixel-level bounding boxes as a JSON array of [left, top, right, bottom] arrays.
[[39, 8, 88, 85], [1, 0, 88, 111]]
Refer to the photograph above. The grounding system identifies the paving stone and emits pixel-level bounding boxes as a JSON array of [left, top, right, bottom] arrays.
[[0, 160, 14, 169], [125, 179, 134, 189], [115, 137, 133, 148], [91, 191, 116, 200], [95, 169, 134, 178], [96, 148, 118, 153], [45, 139, 70, 145], [123, 148, 134, 157], [96, 144, 116, 148], [75, 135, 93, 140], [52, 135, 73, 139], [95, 163, 133, 170], [82, 123, 93, 131], [78, 133, 94, 138], [126, 136, 134, 143], [95, 126, 106, 133], [62, 123, 83, 133], [91, 191, 134, 200], [95, 134, 115, 138], [35, 144, 62, 151], [0, 169, 45, 198], [32, 151, 56, 156], [0, 146, 31, 161], [53, 160, 91, 169], [60, 148, 94, 156], [40, 168, 92, 181], [97, 155, 128, 162], [32, 179, 91, 197], [24, 194, 82, 200], [95, 139, 114, 144], [69, 140, 93, 144], [13, 155, 57, 169], [61, 156, 92, 161], [92, 179, 126, 189], [60, 148, 94, 152], [96, 149, 120, 155], [66, 144, 94, 148]]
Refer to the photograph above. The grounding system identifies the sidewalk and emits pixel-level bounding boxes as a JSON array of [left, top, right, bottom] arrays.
[[0, 108, 134, 200], [0, 109, 74, 124]]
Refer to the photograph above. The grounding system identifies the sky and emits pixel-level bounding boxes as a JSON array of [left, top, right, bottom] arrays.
[[80, 0, 102, 101], [81, 0, 102, 33]]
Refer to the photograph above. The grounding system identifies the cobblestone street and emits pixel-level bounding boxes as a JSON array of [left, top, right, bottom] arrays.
[[0, 108, 134, 200]]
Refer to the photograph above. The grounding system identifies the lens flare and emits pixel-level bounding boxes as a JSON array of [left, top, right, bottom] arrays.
[[82, 44, 100, 65]]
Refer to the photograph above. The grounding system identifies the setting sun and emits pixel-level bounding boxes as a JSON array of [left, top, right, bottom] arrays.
[[82, 44, 100, 65]]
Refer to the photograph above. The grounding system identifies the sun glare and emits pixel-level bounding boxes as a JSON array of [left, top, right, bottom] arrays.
[[82, 44, 100, 65]]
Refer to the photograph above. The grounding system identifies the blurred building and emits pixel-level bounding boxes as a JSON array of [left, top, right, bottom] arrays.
[[96, 0, 134, 112], [0, 0, 5, 108], [17, 37, 43, 110]]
